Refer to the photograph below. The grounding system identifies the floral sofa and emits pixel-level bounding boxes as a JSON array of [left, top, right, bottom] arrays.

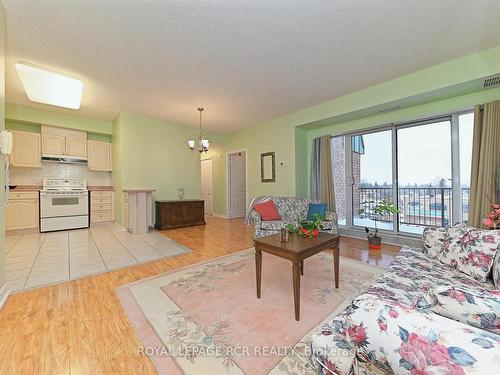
[[248, 196, 338, 238], [311, 224, 500, 374]]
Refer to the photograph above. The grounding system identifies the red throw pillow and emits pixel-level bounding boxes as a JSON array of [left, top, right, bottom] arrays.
[[254, 200, 281, 221]]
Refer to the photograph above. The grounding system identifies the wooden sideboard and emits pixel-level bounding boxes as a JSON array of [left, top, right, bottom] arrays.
[[154, 199, 205, 230]]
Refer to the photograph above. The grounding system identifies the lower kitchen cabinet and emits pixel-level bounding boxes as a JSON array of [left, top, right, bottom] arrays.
[[90, 190, 114, 223], [6, 191, 39, 230]]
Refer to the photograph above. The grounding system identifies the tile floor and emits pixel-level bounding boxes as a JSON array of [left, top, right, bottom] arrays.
[[4, 224, 190, 292]]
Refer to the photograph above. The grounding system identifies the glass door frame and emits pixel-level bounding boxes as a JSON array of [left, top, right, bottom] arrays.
[[340, 109, 473, 237], [344, 124, 396, 235]]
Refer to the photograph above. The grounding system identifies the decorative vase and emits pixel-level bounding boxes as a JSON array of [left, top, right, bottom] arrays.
[[301, 228, 319, 237], [368, 236, 382, 250]]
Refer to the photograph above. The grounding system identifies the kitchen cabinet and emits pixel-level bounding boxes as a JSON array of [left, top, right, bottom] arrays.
[[10, 130, 41, 168], [88, 140, 112, 171], [41, 125, 87, 158], [90, 190, 114, 223], [123, 192, 129, 228], [65, 137, 87, 158], [41, 134, 65, 155], [123, 189, 154, 234], [6, 191, 39, 230]]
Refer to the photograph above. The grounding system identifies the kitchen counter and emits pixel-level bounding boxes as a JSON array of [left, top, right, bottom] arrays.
[[123, 188, 155, 192], [10, 185, 114, 191], [10, 185, 41, 191], [88, 186, 114, 191]]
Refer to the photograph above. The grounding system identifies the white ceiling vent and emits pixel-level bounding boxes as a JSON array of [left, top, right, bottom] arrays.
[[481, 74, 500, 89]]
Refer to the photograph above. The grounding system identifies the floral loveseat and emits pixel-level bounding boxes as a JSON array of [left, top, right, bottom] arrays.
[[248, 196, 338, 238], [311, 224, 500, 375]]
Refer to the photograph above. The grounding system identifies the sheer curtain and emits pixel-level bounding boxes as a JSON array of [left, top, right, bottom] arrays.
[[310, 135, 336, 211], [469, 100, 500, 227]]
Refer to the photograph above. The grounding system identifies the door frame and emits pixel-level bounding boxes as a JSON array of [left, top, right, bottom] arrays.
[[226, 148, 248, 218], [201, 157, 214, 215]]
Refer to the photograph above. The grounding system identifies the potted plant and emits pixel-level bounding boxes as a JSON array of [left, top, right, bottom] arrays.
[[287, 213, 324, 238], [363, 200, 399, 250]]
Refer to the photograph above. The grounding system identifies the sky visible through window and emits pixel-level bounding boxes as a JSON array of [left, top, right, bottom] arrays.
[[359, 115, 473, 187]]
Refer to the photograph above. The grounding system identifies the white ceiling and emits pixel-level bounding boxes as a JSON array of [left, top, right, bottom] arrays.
[[4, 0, 500, 133]]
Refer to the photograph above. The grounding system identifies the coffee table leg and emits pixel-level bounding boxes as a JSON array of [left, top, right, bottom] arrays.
[[255, 248, 262, 298], [299, 261, 304, 276], [332, 245, 339, 289], [292, 261, 301, 321]]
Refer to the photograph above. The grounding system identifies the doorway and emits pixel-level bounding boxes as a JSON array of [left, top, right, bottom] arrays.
[[227, 150, 247, 218], [201, 158, 213, 215]]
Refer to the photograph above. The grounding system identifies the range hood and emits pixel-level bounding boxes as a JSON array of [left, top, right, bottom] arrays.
[[41, 155, 88, 164]]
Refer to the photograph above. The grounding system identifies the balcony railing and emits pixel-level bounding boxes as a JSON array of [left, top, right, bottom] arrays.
[[357, 187, 470, 228]]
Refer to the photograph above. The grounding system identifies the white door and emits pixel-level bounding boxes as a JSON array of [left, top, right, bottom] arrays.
[[201, 158, 213, 214], [229, 152, 246, 218]]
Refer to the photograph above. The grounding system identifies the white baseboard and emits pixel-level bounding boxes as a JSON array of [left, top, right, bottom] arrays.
[[212, 213, 228, 219], [0, 283, 11, 311]]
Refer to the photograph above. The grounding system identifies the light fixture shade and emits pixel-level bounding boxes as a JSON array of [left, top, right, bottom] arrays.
[[188, 107, 210, 152], [15, 62, 84, 109]]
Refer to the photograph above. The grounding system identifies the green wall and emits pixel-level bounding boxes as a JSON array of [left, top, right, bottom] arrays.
[[111, 114, 124, 223], [207, 45, 500, 216], [6, 103, 112, 135], [208, 117, 296, 216], [0, 3, 6, 288], [2, 43, 500, 227], [112, 111, 227, 224], [5, 119, 112, 142]]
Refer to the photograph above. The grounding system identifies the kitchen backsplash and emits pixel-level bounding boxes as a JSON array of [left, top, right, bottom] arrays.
[[10, 163, 111, 186]]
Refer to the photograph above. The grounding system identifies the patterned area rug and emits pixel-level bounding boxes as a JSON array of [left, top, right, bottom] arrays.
[[117, 248, 384, 375]]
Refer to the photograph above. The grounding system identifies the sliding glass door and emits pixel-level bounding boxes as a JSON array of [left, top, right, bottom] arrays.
[[332, 110, 474, 236], [458, 113, 474, 224], [397, 119, 452, 234], [352, 130, 393, 230]]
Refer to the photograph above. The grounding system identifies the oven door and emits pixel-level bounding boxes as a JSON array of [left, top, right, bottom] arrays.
[[40, 192, 89, 218]]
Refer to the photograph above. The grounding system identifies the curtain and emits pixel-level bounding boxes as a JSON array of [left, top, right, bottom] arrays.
[[310, 137, 321, 201], [310, 135, 336, 211], [469, 100, 500, 227]]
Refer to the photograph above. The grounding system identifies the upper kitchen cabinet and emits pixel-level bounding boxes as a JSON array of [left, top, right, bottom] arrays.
[[41, 134, 65, 155], [66, 137, 87, 157], [41, 125, 87, 159], [10, 130, 42, 168], [88, 140, 112, 171]]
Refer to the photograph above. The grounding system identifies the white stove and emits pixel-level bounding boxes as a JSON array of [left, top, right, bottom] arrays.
[[40, 177, 89, 232]]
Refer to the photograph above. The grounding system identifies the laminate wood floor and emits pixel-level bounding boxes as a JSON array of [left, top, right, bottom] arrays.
[[0, 216, 400, 375]]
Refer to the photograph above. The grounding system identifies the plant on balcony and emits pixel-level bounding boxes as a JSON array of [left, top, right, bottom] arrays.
[[482, 204, 500, 229], [287, 213, 324, 238], [363, 200, 399, 250]]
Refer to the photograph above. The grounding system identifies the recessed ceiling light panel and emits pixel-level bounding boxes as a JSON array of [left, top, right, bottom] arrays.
[[15, 63, 83, 109]]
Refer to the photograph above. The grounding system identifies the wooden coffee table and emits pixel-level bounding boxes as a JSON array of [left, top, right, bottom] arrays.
[[254, 232, 340, 321]]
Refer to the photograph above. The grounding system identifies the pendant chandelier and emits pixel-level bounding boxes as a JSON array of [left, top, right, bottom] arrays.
[[187, 107, 209, 153]]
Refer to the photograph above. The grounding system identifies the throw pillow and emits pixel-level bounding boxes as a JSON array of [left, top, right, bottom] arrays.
[[421, 226, 447, 258], [437, 224, 500, 282], [417, 285, 500, 335], [254, 200, 281, 221], [306, 203, 327, 221]]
